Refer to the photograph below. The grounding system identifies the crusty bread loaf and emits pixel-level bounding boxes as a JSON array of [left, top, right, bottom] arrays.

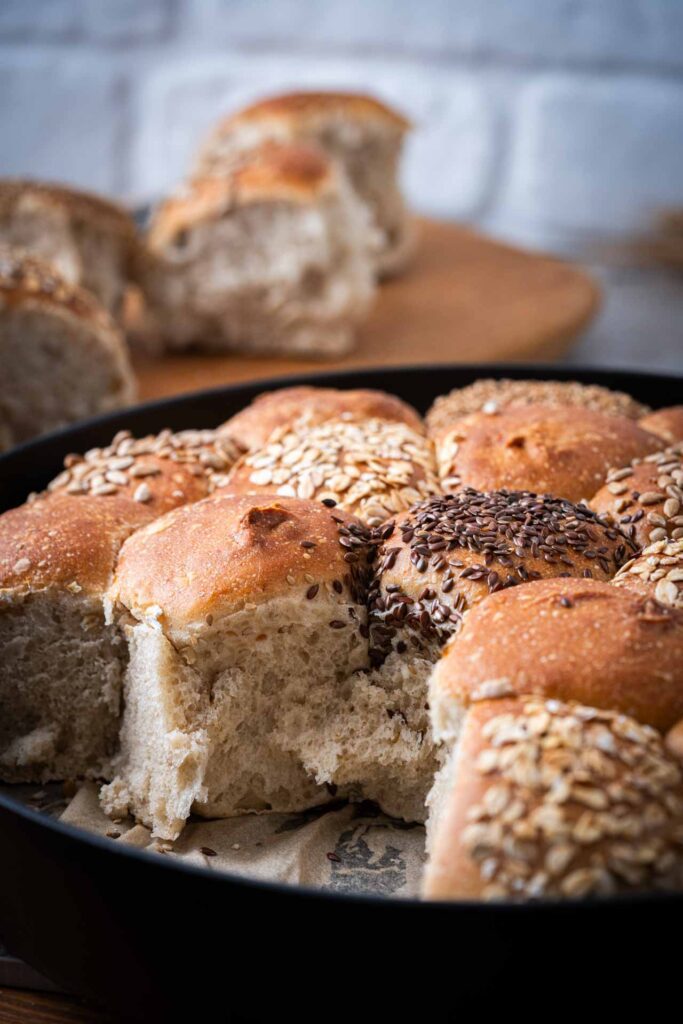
[[434, 405, 662, 502], [426, 378, 649, 436], [0, 179, 137, 317], [221, 385, 423, 452], [226, 416, 439, 526], [0, 248, 135, 451], [0, 493, 153, 782], [136, 142, 375, 356], [430, 577, 683, 736], [195, 91, 412, 277], [424, 696, 683, 901], [639, 406, 683, 445], [102, 493, 374, 839], [590, 444, 683, 548], [613, 538, 683, 610]]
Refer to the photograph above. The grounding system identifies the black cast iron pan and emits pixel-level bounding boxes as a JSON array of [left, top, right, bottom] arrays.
[[1, 363, 682, 1021]]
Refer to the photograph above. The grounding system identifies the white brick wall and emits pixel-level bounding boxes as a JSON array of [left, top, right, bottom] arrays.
[[0, 0, 682, 251]]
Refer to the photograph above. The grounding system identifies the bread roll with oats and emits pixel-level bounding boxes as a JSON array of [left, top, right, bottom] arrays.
[[434, 406, 662, 502], [290, 490, 635, 824], [136, 142, 375, 356], [590, 444, 683, 549], [426, 378, 649, 437], [0, 179, 137, 317], [221, 385, 423, 452], [195, 91, 413, 277], [0, 249, 134, 451], [613, 538, 683, 610], [102, 493, 374, 840], [424, 696, 683, 901], [0, 429, 242, 784], [226, 416, 439, 526], [639, 406, 683, 445]]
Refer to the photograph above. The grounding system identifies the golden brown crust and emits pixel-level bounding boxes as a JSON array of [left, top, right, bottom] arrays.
[[110, 493, 372, 634], [147, 143, 335, 253], [0, 246, 118, 332], [44, 428, 242, 516], [435, 405, 662, 503], [424, 697, 683, 901], [0, 493, 152, 598], [639, 406, 683, 445], [590, 445, 683, 548], [226, 417, 439, 526], [221, 386, 423, 451], [368, 490, 637, 663], [219, 90, 411, 134], [426, 379, 649, 436], [613, 538, 683, 610], [0, 179, 136, 241], [433, 577, 683, 732]]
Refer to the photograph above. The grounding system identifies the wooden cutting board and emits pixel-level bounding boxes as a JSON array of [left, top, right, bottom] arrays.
[[132, 218, 600, 402]]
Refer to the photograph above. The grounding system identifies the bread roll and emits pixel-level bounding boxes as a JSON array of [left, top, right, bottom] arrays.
[[227, 417, 439, 526], [434, 405, 662, 502], [424, 697, 683, 900], [430, 577, 683, 737], [102, 493, 374, 839], [426, 378, 649, 437], [613, 538, 683, 610], [0, 248, 135, 450], [590, 444, 683, 548], [0, 493, 153, 782], [136, 142, 375, 356], [195, 91, 412, 277], [221, 385, 423, 452], [639, 406, 683, 445], [0, 179, 136, 317]]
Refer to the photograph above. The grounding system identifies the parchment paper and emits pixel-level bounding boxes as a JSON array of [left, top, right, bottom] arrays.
[[8, 784, 426, 899]]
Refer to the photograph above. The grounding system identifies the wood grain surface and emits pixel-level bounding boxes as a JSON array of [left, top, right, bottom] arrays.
[[0, 989, 109, 1024], [133, 217, 600, 402]]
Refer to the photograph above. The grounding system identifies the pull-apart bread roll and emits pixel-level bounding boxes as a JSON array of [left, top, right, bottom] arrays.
[[424, 697, 683, 901], [590, 444, 683, 548], [430, 577, 683, 740], [291, 491, 634, 824], [137, 142, 375, 356], [227, 417, 438, 526], [221, 385, 423, 453], [433, 405, 662, 502], [639, 406, 683, 445], [614, 538, 683, 610], [0, 494, 153, 782], [0, 249, 134, 450], [0, 429, 241, 783], [0, 179, 137, 317], [195, 91, 413, 277], [426, 378, 649, 437], [102, 494, 374, 840]]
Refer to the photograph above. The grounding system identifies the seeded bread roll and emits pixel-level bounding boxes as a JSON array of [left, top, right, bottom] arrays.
[[294, 490, 636, 824], [221, 385, 423, 452], [227, 417, 439, 526], [639, 406, 683, 445], [0, 248, 135, 451], [0, 179, 137, 317], [0, 493, 153, 783], [426, 379, 649, 437], [45, 427, 242, 515], [590, 444, 683, 548], [435, 406, 662, 502], [430, 577, 683, 738], [613, 539, 683, 610], [424, 697, 683, 901], [102, 493, 374, 839], [195, 91, 412, 277], [136, 142, 375, 356]]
